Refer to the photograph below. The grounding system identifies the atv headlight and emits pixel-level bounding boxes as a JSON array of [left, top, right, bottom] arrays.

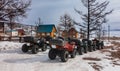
[[51, 45, 56, 48], [37, 40, 40, 43], [75, 46, 77, 49], [46, 41, 49, 44], [26, 43, 30, 46]]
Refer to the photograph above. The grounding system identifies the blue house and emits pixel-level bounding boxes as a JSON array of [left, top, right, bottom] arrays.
[[36, 24, 57, 37]]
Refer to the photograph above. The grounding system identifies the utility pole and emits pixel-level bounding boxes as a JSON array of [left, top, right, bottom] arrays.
[[108, 25, 110, 41], [87, 0, 90, 40], [31, 25, 32, 36], [102, 26, 106, 40], [98, 24, 101, 40]]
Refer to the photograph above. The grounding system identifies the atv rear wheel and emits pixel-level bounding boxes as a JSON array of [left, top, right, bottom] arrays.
[[83, 47, 87, 53], [96, 43, 100, 50], [101, 46, 104, 49], [88, 46, 92, 52], [93, 45, 96, 51], [60, 50, 69, 62], [48, 49, 56, 60], [77, 47, 83, 55], [41, 44, 47, 51], [32, 45, 39, 54], [22, 44, 29, 53], [71, 49, 77, 58]]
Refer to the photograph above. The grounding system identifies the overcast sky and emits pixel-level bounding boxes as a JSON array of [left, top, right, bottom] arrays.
[[22, 0, 120, 29]]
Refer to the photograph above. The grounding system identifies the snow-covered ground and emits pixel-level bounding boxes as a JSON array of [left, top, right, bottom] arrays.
[[0, 40, 120, 71]]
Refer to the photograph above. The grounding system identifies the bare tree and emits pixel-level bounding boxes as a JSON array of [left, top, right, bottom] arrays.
[[35, 17, 43, 26], [56, 26, 61, 36], [35, 17, 43, 34], [0, 0, 31, 40], [59, 14, 74, 31], [74, 0, 113, 40], [58, 14, 74, 38], [0, 0, 31, 21]]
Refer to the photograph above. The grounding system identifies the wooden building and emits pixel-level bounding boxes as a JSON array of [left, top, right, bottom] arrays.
[[62, 28, 78, 38], [17, 29, 25, 36], [36, 24, 57, 38]]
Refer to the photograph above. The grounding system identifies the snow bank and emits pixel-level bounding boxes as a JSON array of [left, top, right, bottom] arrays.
[[0, 41, 23, 51]]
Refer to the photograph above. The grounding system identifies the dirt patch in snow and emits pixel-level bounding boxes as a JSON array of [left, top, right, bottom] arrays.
[[112, 41, 120, 45], [103, 57, 114, 60], [103, 41, 120, 51], [111, 41, 120, 45], [92, 64, 103, 71], [101, 49, 112, 53], [103, 45, 113, 49], [83, 57, 101, 61], [110, 49, 120, 59], [107, 41, 120, 59], [112, 61, 120, 66], [101, 41, 120, 60], [88, 62, 103, 71]]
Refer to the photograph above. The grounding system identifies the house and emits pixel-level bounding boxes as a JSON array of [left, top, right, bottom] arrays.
[[62, 28, 78, 38], [69, 28, 78, 38], [0, 22, 4, 35], [6, 29, 25, 37], [6, 30, 18, 37], [62, 30, 67, 38], [36, 24, 57, 38], [0, 18, 7, 35], [17, 29, 25, 36]]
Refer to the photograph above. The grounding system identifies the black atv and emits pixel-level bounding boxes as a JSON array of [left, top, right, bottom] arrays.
[[21, 36, 48, 54], [81, 39, 93, 53], [92, 39, 104, 50]]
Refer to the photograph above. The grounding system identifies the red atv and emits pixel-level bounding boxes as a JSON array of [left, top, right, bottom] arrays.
[[48, 37, 77, 62]]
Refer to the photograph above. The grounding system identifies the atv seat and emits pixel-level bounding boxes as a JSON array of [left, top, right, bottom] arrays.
[[50, 38, 65, 46]]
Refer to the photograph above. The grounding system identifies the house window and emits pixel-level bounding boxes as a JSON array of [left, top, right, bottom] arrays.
[[72, 31, 75, 34], [42, 33, 45, 36], [47, 33, 50, 36], [73, 35, 75, 38]]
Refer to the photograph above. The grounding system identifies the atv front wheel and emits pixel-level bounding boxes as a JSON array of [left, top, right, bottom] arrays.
[[77, 47, 83, 55], [88, 46, 92, 52], [22, 44, 29, 53], [60, 50, 69, 62], [93, 45, 96, 51], [48, 49, 56, 60], [32, 45, 39, 54]]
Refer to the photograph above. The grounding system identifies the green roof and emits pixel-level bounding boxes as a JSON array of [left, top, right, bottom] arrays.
[[37, 24, 56, 33]]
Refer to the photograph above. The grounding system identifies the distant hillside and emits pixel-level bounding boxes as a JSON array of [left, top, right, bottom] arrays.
[[111, 29, 120, 31]]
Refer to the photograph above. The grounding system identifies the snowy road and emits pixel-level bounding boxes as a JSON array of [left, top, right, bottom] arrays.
[[0, 49, 93, 71], [0, 41, 120, 71]]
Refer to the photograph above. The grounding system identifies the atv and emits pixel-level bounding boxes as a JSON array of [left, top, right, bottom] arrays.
[[100, 41, 104, 49], [81, 39, 93, 53], [68, 38, 83, 55], [21, 36, 48, 54], [92, 38, 104, 50], [48, 37, 77, 62]]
